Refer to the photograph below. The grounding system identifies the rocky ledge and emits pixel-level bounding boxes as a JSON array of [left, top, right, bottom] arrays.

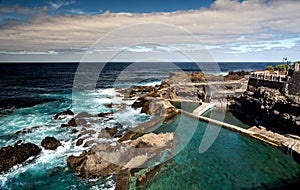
[[67, 132, 177, 188], [119, 71, 248, 105], [0, 142, 41, 173], [231, 85, 300, 135]]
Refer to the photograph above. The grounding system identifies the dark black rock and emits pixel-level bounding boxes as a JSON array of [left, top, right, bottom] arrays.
[[132, 97, 146, 108], [76, 139, 84, 146], [97, 112, 113, 117], [0, 143, 41, 173], [41, 137, 61, 150], [61, 118, 77, 127], [54, 109, 74, 120]]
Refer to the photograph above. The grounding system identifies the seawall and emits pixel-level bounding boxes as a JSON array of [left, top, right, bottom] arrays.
[[248, 78, 287, 94], [288, 71, 300, 96]]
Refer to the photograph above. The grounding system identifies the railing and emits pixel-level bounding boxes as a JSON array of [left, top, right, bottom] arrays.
[[250, 72, 289, 82]]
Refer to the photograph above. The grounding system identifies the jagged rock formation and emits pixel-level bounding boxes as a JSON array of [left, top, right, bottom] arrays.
[[160, 71, 248, 102], [0, 142, 41, 173], [54, 109, 74, 120], [232, 85, 300, 134]]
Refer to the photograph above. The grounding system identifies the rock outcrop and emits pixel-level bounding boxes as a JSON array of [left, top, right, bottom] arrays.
[[67, 132, 176, 178], [54, 109, 74, 120], [0, 143, 41, 173], [232, 85, 300, 134], [159, 71, 248, 102], [41, 137, 62, 150], [61, 118, 77, 127]]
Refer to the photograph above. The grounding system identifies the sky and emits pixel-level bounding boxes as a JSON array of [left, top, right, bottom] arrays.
[[0, 0, 299, 62]]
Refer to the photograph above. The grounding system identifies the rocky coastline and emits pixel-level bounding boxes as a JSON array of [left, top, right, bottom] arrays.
[[1, 69, 300, 189], [230, 85, 300, 135]]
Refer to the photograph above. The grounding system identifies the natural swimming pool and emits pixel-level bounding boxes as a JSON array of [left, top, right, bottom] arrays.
[[144, 114, 300, 189]]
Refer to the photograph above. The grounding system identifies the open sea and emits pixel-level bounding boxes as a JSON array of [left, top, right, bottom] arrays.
[[1, 62, 300, 189]]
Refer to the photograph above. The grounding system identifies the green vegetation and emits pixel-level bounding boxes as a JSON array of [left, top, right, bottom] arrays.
[[274, 64, 289, 71], [265, 64, 289, 71], [265, 66, 274, 71], [293, 61, 300, 64]]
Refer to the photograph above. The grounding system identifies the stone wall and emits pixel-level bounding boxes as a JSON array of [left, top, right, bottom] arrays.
[[248, 78, 287, 94], [288, 71, 300, 96]]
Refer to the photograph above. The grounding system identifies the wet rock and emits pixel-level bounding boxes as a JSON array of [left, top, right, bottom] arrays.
[[15, 126, 41, 135], [41, 137, 61, 150], [141, 99, 151, 114], [97, 112, 113, 117], [105, 103, 113, 108], [136, 159, 175, 188], [0, 143, 41, 173], [115, 169, 131, 190], [117, 131, 140, 143], [75, 112, 94, 119], [75, 118, 88, 126], [79, 129, 96, 137], [83, 140, 95, 147], [67, 150, 88, 169], [105, 127, 118, 136], [54, 109, 74, 120], [98, 127, 118, 139], [136, 164, 162, 188], [76, 139, 84, 146], [71, 129, 79, 134], [132, 97, 146, 108], [14, 140, 22, 146], [61, 118, 77, 127]]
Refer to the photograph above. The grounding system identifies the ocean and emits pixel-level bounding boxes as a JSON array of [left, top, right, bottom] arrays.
[[1, 62, 299, 189]]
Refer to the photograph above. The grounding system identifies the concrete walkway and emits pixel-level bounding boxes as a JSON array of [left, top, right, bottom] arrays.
[[181, 109, 300, 162], [192, 102, 215, 116]]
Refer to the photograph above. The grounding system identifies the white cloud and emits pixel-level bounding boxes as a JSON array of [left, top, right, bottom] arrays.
[[48, 0, 76, 10], [1, 0, 300, 62], [0, 50, 59, 55]]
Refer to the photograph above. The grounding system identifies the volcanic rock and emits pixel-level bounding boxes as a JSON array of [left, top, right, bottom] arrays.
[[61, 118, 77, 127], [41, 137, 61, 150], [67, 132, 176, 178], [54, 109, 74, 120], [0, 143, 41, 173]]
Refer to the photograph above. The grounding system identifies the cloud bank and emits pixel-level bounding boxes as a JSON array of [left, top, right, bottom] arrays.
[[0, 0, 300, 62]]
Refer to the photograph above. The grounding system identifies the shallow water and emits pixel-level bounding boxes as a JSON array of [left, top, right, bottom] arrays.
[[148, 115, 300, 189], [203, 107, 251, 129]]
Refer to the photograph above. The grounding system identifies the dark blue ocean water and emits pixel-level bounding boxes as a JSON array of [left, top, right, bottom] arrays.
[[1, 62, 298, 190], [0, 62, 279, 110]]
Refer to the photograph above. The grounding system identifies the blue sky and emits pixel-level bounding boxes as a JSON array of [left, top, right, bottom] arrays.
[[1, 0, 216, 14], [0, 0, 299, 62]]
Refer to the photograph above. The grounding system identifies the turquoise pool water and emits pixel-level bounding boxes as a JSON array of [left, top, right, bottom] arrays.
[[203, 107, 252, 129], [146, 114, 300, 189]]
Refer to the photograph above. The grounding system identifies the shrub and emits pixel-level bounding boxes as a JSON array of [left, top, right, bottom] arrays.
[[266, 66, 274, 71], [274, 64, 289, 71]]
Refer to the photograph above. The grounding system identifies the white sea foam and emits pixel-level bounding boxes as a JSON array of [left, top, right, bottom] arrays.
[[0, 85, 153, 188]]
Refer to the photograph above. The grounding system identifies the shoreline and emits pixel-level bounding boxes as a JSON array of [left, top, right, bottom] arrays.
[[1, 69, 300, 189]]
